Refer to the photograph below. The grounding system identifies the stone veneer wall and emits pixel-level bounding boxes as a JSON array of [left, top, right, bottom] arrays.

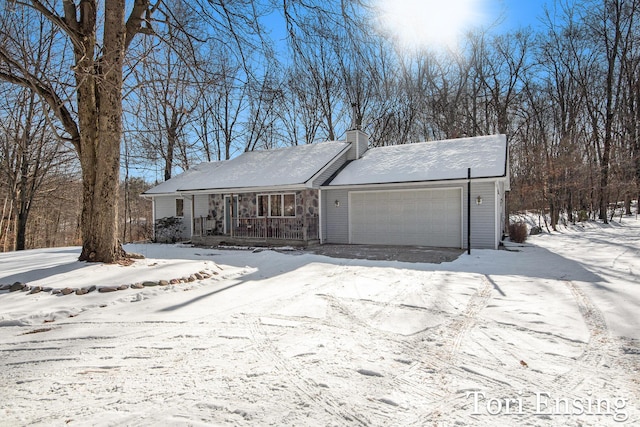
[[207, 190, 319, 235]]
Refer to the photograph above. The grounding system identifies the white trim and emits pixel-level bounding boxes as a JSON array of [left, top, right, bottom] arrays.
[[348, 187, 463, 248]]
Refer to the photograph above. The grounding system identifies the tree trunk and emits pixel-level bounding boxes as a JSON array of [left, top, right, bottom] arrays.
[[77, 0, 127, 263]]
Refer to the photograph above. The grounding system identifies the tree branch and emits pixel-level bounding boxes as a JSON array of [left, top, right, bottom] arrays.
[[14, 0, 85, 50], [0, 70, 81, 154], [125, 0, 156, 50]]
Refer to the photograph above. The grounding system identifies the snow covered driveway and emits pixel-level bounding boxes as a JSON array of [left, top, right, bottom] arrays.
[[1, 221, 639, 426]]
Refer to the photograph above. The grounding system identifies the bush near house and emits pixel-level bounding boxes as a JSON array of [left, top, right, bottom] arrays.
[[509, 221, 528, 243], [154, 216, 184, 243]]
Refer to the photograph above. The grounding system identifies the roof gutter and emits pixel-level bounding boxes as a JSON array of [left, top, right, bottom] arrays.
[[320, 174, 508, 191], [176, 184, 308, 195]]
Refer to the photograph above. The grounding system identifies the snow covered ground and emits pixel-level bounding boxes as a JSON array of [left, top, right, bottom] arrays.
[[1, 219, 639, 426]]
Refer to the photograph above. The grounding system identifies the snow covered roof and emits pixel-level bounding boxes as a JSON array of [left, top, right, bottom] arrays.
[[144, 141, 350, 195], [326, 134, 507, 186], [143, 162, 224, 195]]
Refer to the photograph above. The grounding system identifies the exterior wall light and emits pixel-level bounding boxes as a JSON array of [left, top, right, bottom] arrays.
[[476, 195, 483, 205], [334, 200, 340, 207]]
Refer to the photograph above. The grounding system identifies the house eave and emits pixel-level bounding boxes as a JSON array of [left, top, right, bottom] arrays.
[[177, 184, 310, 195], [321, 174, 508, 190]]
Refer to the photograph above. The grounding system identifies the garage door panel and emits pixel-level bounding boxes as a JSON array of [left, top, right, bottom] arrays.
[[350, 189, 461, 248]]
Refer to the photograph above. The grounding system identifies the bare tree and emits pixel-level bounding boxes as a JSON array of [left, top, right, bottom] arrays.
[[0, 87, 71, 250], [0, 0, 154, 262]]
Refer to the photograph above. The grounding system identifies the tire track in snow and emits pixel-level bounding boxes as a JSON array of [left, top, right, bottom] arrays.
[[391, 276, 494, 421], [552, 281, 639, 399], [551, 280, 611, 392], [246, 317, 371, 426]]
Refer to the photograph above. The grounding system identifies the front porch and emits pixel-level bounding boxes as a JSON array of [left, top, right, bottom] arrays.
[[192, 216, 319, 246]]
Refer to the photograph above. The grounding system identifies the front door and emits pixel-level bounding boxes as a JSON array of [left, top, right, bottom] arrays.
[[224, 195, 239, 235]]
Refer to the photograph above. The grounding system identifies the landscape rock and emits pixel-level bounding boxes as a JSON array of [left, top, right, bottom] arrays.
[[99, 286, 118, 293], [530, 226, 543, 235], [131, 283, 144, 289], [51, 289, 61, 295], [356, 369, 384, 377], [0, 284, 10, 291], [188, 275, 196, 282], [28, 286, 43, 294], [142, 281, 158, 287], [169, 279, 180, 285], [60, 287, 75, 295], [42, 287, 53, 293], [118, 284, 130, 290], [10, 283, 26, 292], [76, 288, 89, 295], [158, 280, 169, 286], [194, 273, 204, 280], [21, 285, 32, 292]]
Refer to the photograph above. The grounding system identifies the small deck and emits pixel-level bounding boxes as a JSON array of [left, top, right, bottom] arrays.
[[192, 216, 319, 246]]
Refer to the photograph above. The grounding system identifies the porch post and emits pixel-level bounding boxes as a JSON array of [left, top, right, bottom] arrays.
[[319, 189, 323, 244], [230, 193, 234, 238], [190, 195, 195, 238]]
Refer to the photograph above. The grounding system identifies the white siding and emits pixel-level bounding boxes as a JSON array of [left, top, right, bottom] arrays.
[[153, 195, 191, 240], [324, 189, 350, 243], [154, 196, 178, 220], [464, 181, 497, 249]]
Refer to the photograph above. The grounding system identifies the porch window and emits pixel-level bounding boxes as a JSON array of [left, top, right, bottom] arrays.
[[176, 199, 184, 217], [283, 194, 295, 216], [257, 194, 296, 217]]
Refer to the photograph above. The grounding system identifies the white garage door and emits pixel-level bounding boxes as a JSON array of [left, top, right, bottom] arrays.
[[349, 188, 462, 247]]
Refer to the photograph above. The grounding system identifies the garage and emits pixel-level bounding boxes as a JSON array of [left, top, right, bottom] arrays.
[[349, 188, 462, 247]]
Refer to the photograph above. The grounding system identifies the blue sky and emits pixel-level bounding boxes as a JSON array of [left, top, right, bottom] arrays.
[[490, 0, 555, 30], [264, 0, 558, 53]]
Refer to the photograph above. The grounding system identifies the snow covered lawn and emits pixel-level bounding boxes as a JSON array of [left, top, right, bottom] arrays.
[[1, 220, 639, 426]]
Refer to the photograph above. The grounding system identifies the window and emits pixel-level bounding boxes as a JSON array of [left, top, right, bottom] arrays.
[[176, 198, 184, 217], [257, 194, 296, 217], [283, 194, 295, 217]]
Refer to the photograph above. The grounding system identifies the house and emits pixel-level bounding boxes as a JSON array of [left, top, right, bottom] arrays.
[[142, 130, 509, 249]]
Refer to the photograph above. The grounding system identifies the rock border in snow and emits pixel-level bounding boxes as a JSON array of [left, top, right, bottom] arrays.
[[0, 269, 219, 298]]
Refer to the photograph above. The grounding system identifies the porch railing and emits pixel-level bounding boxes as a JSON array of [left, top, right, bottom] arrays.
[[232, 217, 318, 241], [193, 217, 218, 237], [193, 216, 319, 241]]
